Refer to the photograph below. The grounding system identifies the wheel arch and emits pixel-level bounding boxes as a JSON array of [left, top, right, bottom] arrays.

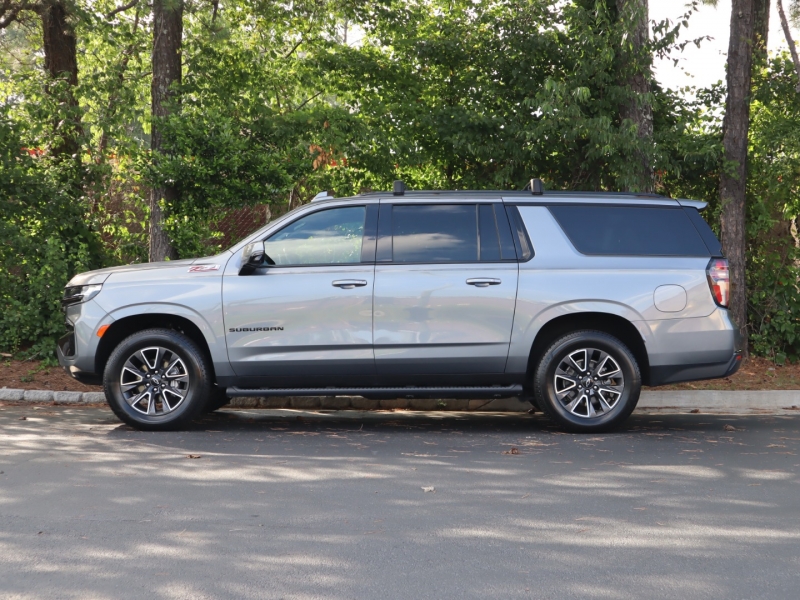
[[526, 312, 651, 387], [96, 312, 218, 383]]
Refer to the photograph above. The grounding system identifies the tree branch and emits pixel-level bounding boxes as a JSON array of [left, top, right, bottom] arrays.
[[777, 0, 800, 92], [106, 0, 140, 19], [0, 2, 39, 29], [294, 91, 321, 111]]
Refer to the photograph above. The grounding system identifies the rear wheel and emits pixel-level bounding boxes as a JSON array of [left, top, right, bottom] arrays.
[[103, 328, 212, 430], [533, 330, 640, 433]]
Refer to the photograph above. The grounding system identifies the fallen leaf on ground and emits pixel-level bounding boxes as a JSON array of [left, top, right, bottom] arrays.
[[502, 447, 520, 455], [187, 454, 202, 459], [421, 486, 435, 493], [18, 416, 26, 420], [690, 409, 700, 414], [723, 424, 737, 432]]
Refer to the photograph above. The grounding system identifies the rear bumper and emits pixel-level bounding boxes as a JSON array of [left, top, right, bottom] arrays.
[[646, 309, 744, 387], [649, 348, 743, 386]]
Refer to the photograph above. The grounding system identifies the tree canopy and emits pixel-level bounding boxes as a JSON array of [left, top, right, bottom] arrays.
[[1, 0, 800, 361]]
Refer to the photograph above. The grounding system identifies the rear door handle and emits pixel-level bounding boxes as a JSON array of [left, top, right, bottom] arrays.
[[332, 279, 368, 289], [466, 278, 501, 287]]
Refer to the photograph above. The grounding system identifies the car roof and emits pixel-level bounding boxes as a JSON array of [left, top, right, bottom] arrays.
[[317, 190, 707, 210]]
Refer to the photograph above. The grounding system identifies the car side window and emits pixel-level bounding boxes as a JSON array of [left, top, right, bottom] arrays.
[[391, 204, 479, 263], [264, 206, 366, 266]]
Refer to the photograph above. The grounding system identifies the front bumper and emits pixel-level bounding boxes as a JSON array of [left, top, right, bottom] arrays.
[[56, 299, 108, 387]]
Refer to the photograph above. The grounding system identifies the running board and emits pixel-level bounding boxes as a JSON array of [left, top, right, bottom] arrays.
[[226, 385, 523, 399]]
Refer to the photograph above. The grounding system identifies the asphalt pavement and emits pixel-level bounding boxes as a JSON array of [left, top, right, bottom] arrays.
[[1, 405, 799, 600]]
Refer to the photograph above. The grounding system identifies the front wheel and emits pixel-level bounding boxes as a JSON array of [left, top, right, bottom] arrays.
[[533, 330, 641, 433], [103, 328, 213, 430]]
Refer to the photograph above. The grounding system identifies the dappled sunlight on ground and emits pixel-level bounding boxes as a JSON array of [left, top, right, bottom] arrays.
[[1, 406, 799, 599]]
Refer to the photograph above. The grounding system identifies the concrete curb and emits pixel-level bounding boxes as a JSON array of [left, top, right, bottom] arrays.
[[1, 387, 799, 411]]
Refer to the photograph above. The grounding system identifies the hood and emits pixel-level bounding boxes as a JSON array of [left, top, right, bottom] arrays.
[[67, 253, 232, 287]]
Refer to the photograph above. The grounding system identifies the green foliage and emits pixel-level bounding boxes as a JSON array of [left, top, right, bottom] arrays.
[[0, 108, 103, 356], [1, 0, 800, 361], [744, 54, 800, 361]]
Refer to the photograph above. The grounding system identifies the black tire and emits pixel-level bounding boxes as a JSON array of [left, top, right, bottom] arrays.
[[103, 328, 212, 431], [205, 386, 231, 412], [533, 330, 641, 433]]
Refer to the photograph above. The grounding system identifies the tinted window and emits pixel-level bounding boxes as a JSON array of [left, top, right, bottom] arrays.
[[264, 206, 366, 265], [506, 205, 533, 260], [548, 205, 710, 256], [682, 206, 722, 255], [392, 205, 478, 262], [478, 204, 501, 261], [494, 204, 518, 260]]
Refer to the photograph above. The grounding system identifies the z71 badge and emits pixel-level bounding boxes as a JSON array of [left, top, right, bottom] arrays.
[[188, 264, 220, 272]]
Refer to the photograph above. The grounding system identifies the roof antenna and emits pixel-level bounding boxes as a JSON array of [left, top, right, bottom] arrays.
[[393, 180, 406, 196], [524, 178, 544, 195]]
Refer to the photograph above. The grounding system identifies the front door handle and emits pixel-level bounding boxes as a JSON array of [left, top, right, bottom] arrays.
[[332, 279, 368, 289], [466, 278, 502, 287]]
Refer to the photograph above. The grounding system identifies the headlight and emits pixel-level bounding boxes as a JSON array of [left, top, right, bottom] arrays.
[[61, 284, 103, 307]]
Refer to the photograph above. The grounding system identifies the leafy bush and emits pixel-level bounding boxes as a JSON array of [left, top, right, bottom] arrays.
[[0, 110, 103, 358]]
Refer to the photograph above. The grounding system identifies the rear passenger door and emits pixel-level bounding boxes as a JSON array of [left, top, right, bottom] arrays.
[[372, 200, 521, 376]]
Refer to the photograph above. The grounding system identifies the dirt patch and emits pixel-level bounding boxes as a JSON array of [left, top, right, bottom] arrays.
[[1, 356, 798, 393], [0, 360, 98, 392]]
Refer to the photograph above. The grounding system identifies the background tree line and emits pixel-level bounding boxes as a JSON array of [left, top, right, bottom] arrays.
[[1, 0, 800, 364]]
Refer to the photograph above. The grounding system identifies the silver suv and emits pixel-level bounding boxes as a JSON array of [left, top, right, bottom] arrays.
[[57, 182, 743, 432]]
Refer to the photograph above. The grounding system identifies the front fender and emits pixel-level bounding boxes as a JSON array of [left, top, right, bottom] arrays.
[[100, 303, 232, 377]]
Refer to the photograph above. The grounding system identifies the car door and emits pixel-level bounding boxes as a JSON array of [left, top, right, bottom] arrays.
[[372, 200, 521, 377], [223, 203, 378, 385]]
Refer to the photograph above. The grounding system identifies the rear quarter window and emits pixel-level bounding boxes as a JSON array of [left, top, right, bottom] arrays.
[[548, 205, 711, 257]]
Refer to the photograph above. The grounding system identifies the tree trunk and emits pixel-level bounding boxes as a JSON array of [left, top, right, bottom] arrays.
[[753, 0, 771, 56], [40, 0, 80, 158], [616, 0, 653, 192], [777, 0, 800, 91], [149, 0, 182, 262], [719, 0, 755, 350]]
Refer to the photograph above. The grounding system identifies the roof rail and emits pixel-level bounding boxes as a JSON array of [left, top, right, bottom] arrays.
[[311, 190, 334, 203]]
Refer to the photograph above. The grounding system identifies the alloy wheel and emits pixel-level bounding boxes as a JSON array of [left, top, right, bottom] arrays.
[[119, 346, 190, 416], [553, 347, 625, 419]]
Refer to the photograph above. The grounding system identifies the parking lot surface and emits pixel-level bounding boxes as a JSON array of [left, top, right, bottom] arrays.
[[1, 405, 799, 599]]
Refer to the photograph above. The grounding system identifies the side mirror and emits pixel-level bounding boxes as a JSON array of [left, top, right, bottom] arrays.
[[239, 242, 275, 275]]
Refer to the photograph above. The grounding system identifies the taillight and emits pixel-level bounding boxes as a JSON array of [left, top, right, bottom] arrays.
[[706, 258, 729, 307]]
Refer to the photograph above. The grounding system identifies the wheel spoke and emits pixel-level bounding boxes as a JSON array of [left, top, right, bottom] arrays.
[[565, 393, 586, 413], [595, 354, 621, 378], [164, 357, 188, 381], [140, 347, 162, 371], [567, 349, 587, 372], [160, 390, 172, 412], [554, 374, 577, 396], [586, 398, 597, 418], [127, 388, 150, 409], [597, 394, 615, 413], [120, 366, 145, 391]]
